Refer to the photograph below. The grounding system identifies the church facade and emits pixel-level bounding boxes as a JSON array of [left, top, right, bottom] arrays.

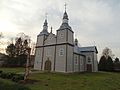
[[34, 10, 98, 73]]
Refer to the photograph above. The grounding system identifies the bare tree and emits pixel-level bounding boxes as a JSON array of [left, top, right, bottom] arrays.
[[0, 32, 4, 53], [30, 42, 35, 55], [102, 47, 114, 59], [15, 32, 31, 81]]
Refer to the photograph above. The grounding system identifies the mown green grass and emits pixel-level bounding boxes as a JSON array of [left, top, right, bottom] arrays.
[[0, 78, 30, 90], [0, 67, 24, 73], [0, 68, 120, 90], [27, 72, 120, 90]]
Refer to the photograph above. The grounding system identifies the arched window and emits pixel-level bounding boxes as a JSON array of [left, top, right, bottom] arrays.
[[59, 48, 64, 56]]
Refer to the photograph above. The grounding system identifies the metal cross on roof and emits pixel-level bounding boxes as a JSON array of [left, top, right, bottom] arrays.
[[45, 13, 48, 20], [64, 3, 67, 11]]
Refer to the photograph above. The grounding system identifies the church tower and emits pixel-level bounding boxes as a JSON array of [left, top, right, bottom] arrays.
[[34, 19, 49, 70], [55, 8, 74, 72]]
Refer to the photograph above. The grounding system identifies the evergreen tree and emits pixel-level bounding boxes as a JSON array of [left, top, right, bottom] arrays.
[[106, 56, 114, 71], [98, 56, 107, 71], [6, 44, 16, 57], [114, 57, 119, 63], [99, 47, 114, 72], [114, 57, 120, 71]]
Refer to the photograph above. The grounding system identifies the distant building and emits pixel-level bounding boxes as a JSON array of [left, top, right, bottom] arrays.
[[34, 9, 98, 73]]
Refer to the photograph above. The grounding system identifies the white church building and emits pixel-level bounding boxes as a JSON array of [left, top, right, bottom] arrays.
[[34, 9, 98, 73]]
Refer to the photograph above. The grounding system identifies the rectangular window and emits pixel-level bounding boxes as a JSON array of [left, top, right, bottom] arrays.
[[75, 56, 78, 64], [59, 48, 64, 56], [80, 58, 83, 65], [87, 56, 92, 63]]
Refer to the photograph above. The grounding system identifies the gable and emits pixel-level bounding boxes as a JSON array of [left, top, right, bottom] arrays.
[[79, 46, 98, 54], [44, 33, 56, 45]]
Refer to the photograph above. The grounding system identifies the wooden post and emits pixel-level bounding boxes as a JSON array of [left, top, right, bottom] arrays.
[[24, 47, 31, 81]]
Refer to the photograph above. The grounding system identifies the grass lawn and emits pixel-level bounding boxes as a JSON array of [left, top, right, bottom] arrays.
[[28, 72, 120, 90], [0, 67, 25, 73], [0, 78, 30, 90], [0, 68, 120, 90]]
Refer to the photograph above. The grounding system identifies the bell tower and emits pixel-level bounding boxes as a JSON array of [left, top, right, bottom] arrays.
[[34, 18, 49, 70], [55, 4, 74, 72]]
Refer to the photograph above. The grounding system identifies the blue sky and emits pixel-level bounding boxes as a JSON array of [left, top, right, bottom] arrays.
[[0, 0, 120, 60]]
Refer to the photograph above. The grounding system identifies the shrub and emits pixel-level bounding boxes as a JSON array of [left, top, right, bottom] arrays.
[[6, 73, 16, 79], [0, 81, 30, 90], [0, 70, 3, 73], [12, 74, 24, 82], [0, 72, 16, 79], [0, 72, 8, 79], [0, 71, 24, 83]]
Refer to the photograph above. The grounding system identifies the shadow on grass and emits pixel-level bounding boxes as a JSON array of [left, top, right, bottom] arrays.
[[0, 80, 30, 90]]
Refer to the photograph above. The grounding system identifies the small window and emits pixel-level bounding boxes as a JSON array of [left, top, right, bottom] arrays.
[[75, 56, 78, 64], [60, 33, 64, 38], [80, 57, 84, 65], [88, 56, 91, 63], [59, 48, 64, 56], [80, 58, 83, 65]]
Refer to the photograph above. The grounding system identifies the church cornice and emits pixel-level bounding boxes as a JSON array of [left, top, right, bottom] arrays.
[[57, 28, 74, 33], [73, 52, 86, 57], [36, 43, 74, 48]]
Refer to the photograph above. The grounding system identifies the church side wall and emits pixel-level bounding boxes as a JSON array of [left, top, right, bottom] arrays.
[[68, 30, 74, 44], [81, 52, 97, 72], [36, 36, 44, 46], [34, 48, 43, 70], [42, 46, 55, 71], [73, 54, 79, 72], [86, 52, 94, 71], [67, 45, 73, 73], [57, 30, 67, 44], [93, 52, 98, 72], [55, 45, 66, 72], [44, 34, 56, 45], [79, 56, 86, 72]]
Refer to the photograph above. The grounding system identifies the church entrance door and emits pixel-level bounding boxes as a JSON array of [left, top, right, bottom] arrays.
[[87, 64, 92, 72], [44, 59, 51, 72]]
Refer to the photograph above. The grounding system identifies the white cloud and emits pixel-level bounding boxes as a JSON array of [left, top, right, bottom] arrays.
[[0, 0, 120, 59]]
